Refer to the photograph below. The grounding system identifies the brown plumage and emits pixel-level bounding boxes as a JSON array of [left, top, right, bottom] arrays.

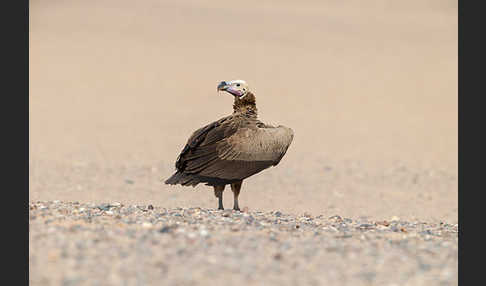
[[165, 80, 294, 210]]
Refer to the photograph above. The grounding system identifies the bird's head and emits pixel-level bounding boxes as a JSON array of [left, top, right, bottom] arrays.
[[217, 80, 249, 98]]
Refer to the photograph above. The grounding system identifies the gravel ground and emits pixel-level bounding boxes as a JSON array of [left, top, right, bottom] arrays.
[[29, 201, 458, 286]]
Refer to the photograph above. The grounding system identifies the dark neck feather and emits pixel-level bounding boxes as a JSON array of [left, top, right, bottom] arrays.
[[233, 92, 257, 117]]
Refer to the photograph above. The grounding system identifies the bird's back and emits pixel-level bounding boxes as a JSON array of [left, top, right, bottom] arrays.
[[165, 115, 293, 186]]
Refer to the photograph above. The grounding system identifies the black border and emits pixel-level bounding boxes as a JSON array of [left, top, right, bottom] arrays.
[[459, 0, 480, 285], [457, 0, 462, 282], [4, 0, 29, 284]]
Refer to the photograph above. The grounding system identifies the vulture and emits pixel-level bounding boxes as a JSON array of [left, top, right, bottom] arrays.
[[165, 80, 294, 211]]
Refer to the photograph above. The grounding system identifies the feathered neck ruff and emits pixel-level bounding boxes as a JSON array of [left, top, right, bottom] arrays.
[[233, 92, 257, 117]]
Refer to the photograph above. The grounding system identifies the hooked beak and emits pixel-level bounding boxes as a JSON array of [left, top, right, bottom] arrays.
[[217, 81, 228, 92]]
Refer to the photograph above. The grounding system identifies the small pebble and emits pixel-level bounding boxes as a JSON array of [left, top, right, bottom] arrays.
[[200, 229, 209, 237], [142, 222, 152, 228]]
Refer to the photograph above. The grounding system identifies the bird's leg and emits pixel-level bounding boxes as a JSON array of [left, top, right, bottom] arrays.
[[230, 180, 243, 211], [213, 185, 225, 210]]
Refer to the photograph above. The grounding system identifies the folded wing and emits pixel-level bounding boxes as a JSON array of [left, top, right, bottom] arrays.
[[176, 119, 293, 182]]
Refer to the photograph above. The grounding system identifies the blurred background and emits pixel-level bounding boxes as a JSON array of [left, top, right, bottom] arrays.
[[29, 0, 457, 222]]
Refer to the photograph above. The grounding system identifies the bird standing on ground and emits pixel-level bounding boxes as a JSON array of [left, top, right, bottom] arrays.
[[165, 80, 294, 210]]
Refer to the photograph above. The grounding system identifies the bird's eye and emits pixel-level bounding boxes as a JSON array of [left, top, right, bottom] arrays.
[[236, 84, 240, 87]]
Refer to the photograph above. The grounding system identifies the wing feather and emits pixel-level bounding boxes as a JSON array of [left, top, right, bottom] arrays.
[[175, 115, 238, 171], [219, 125, 294, 165], [174, 116, 294, 181]]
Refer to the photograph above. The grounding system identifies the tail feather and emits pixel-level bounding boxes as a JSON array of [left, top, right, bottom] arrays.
[[164, 171, 200, 187]]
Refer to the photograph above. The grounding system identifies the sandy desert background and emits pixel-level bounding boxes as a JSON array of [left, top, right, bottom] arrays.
[[30, 0, 457, 223]]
